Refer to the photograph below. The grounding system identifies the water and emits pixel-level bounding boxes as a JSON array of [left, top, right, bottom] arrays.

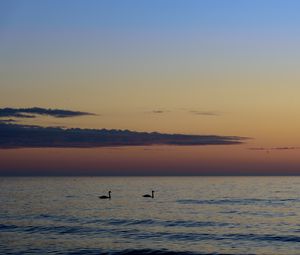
[[1, 177, 300, 254]]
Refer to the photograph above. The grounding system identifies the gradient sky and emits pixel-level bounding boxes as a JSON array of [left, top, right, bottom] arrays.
[[1, 0, 300, 175]]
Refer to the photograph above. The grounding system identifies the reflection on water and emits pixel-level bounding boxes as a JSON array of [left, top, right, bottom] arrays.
[[1, 177, 300, 254]]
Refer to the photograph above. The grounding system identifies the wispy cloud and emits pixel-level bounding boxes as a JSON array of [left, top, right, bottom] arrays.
[[0, 119, 17, 124], [249, 147, 300, 151], [143, 108, 220, 116], [0, 123, 247, 149], [144, 109, 169, 114], [152, 110, 165, 114], [0, 107, 95, 119], [189, 110, 220, 116]]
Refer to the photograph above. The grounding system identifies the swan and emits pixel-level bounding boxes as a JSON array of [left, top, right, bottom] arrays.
[[99, 191, 111, 199], [143, 190, 154, 198]]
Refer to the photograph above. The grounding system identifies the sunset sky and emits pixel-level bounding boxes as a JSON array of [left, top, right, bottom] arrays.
[[1, 0, 300, 175]]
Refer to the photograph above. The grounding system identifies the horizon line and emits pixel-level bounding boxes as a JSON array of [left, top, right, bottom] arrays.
[[1, 175, 300, 177]]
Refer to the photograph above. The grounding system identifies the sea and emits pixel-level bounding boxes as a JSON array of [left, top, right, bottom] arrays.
[[1, 177, 300, 255]]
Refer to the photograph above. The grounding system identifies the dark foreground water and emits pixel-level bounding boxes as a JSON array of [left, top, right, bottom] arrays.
[[1, 177, 300, 255]]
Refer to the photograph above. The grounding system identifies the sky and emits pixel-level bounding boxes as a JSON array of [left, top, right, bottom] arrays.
[[1, 0, 300, 175]]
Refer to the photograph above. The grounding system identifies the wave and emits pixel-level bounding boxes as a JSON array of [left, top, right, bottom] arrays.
[[0, 247, 248, 255], [102, 218, 233, 228], [176, 198, 299, 205], [6, 214, 235, 229], [0, 223, 101, 235], [2, 223, 300, 243], [66, 249, 243, 255]]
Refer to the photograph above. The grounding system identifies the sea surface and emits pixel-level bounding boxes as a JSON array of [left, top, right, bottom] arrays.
[[1, 177, 300, 255]]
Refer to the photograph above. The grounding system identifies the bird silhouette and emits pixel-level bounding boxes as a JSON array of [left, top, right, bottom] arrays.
[[143, 190, 154, 198], [99, 191, 111, 199]]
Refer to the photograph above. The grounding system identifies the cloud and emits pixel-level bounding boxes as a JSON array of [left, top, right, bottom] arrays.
[[143, 109, 219, 116], [152, 110, 165, 114], [0, 123, 247, 149], [144, 110, 169, 114], [249, 147, 300, 151], [0, 119, 17, 124], [0, 107, 95, 118], [190, 110, 220, 116]]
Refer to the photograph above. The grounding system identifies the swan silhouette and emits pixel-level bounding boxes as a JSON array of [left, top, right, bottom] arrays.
[[143, 190, 154, 198], [99, 191, 111, 199]]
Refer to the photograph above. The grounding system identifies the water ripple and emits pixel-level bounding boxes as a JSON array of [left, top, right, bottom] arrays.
[[176, 198, 299, 205]]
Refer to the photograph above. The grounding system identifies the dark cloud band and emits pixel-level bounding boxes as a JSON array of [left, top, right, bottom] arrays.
[[0, 123, 247, 149], [0, 107, 95, 118]]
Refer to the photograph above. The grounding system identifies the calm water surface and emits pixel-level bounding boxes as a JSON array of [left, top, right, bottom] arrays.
[[1, 177, 300, 254]]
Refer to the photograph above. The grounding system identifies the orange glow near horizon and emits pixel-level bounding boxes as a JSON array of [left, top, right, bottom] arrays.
[[1, 145, 300, 175]]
